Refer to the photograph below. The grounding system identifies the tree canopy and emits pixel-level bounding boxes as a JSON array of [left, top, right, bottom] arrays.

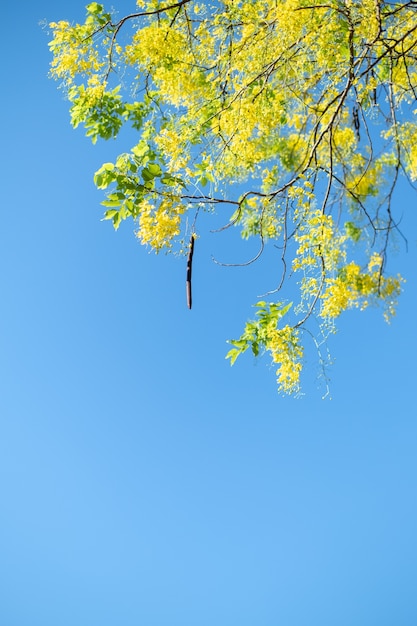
[[48, 0, 417, 395]]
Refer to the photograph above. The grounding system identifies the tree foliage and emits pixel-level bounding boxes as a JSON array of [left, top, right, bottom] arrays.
[[48, 0, 417, 395]]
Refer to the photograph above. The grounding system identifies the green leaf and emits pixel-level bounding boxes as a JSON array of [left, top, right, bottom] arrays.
[[86, 3, 103, 14], [132, 141, 149, 159], [102, 209, 118, 220], [147, 163, 162, 177], [113, 212, 122, 230], [234, 339, 248, 348], [101, 198, 121, 207], [96, 163, 115, 173], [142, 163, 162, 181], [226, 348, 241, 366], [279, 302, 293, 318], [94, 163, 116, 189], [141, 167, 156, 182]]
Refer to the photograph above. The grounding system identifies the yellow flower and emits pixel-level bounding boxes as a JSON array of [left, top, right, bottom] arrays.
[[137, 199, 185, 251], [266, 326, 303, 394]]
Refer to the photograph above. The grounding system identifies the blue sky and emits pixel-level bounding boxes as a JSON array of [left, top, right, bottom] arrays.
[[1, 2, 417, 625]]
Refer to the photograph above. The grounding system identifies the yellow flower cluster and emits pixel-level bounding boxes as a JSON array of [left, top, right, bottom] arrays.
[[266, 325, 303, 395], [320, 254, 403, 322], [346, 154, 386, 199], [154, 128, 190, 171], [293, 210, 347, 273], [49, 20, 102, 85], [125, 24, 209, 109], [390, 121, 417, 181], [332, 126, 356, 157], [137, 199, 184, 251], [78, 76, 105, 107]]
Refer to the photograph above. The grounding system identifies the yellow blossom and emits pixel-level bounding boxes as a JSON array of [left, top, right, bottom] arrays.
[[267, 326, 303, 395]]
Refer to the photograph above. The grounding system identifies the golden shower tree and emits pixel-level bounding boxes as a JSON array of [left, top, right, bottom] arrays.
[[49, 0, 416, 394]]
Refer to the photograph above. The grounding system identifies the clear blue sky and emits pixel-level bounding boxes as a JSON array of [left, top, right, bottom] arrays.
[[1, 2, 417, 625]]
